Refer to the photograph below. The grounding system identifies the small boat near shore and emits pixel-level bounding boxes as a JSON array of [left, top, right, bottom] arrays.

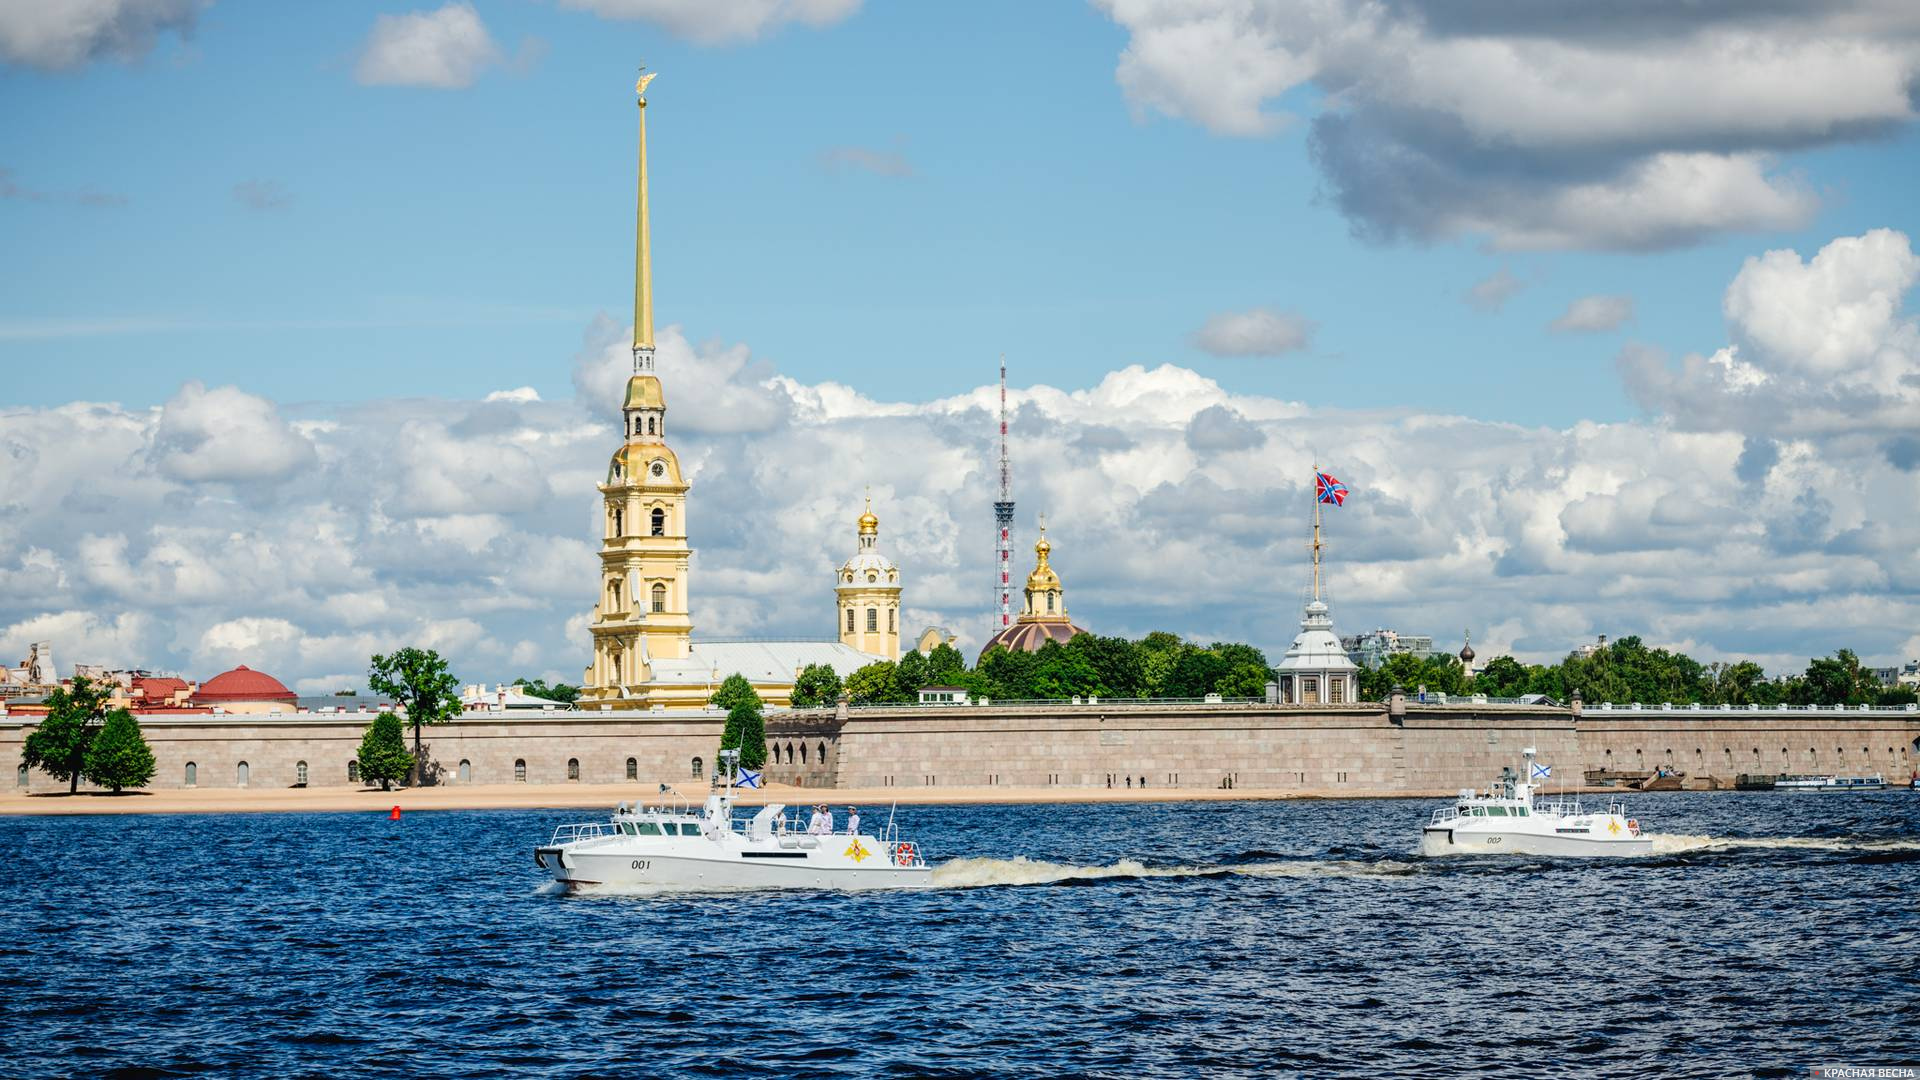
[[1421, 748, 1651, 858], [535, 752, 933, 892], [1774, 774, 1887, 792]]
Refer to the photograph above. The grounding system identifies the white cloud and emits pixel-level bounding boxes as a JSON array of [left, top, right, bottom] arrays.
[[1550, 295, 1634, 334], [1190, 306, 1314, 357], [1724, 228, 1920, 378], [6, 233, 1918, 689], [1466, 269, 1524, 313], [557, 0, 860, 44], [1621, 229, 1920, 442], [0, 0, 201, 71], [485, 387, 541, 403], [1094, 0, 1918, 250], [354, 2, 502, 90], [149, 381, 318, 483]]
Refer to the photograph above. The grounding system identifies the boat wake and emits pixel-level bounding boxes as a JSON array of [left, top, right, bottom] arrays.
[[1647, 834, 1920, 856], [928, 855, 1417, 888]]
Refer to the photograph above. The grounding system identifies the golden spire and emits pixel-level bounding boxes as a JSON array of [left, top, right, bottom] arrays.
[[858, 486, 878, 535], [632, 68, 656, 361]]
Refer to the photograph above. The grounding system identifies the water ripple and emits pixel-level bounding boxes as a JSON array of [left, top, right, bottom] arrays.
[[0, 793, 1915, 1076]]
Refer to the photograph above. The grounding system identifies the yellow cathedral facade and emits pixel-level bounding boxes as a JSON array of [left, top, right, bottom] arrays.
[[579, 75, 900, 711]]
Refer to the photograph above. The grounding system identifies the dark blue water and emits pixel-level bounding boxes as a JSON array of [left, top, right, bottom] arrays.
[[3, 793, 1917, 1078]]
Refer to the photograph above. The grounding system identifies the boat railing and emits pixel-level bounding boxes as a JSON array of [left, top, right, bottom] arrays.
[[549, 822, 613, 845]]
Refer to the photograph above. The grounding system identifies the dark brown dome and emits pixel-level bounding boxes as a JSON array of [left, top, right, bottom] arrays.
[[977, 619, 1087, 662]]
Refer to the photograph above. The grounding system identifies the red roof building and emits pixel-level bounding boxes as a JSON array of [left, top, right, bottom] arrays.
[[193, 665, 298, 712]]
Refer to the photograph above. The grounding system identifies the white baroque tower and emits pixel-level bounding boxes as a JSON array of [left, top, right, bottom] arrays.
[[836, 493, 902, 660], [583, 72, 693, 706]]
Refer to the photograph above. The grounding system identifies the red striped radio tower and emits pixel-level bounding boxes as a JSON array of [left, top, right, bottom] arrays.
[[993, 355, 1015, 631]]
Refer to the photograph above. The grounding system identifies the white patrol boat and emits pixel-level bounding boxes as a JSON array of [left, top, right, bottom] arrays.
[[534, 752, 933, 892], [1421, 748, 1651, 858]]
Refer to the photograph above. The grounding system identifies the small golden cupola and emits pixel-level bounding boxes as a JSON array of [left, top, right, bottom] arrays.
[[1023, 522, 1064, 617]]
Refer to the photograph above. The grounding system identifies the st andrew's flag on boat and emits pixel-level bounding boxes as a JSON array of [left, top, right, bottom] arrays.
[[736, 768, 762, 790], [1316, 472, 1349, 506], [1531, 762, 1552, 782]]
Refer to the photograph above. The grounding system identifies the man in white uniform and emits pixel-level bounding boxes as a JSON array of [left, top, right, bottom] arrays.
[[845, 806, 861, 836]]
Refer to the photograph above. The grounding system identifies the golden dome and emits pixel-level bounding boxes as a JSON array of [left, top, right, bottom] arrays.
[[857, 492, 879, 535], [1025, 523, 1061, 592], [624, 374, 664, 411]]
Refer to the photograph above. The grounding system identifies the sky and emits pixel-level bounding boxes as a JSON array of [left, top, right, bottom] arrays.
[[3, 0, 1919, 692]]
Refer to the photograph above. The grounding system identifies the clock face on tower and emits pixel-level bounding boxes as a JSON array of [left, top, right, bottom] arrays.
[[650, 460, 666, 479]]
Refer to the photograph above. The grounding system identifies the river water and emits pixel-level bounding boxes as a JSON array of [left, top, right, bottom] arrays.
[[3, 792, 1916, 1078]]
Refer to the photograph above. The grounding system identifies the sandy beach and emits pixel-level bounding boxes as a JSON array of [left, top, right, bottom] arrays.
[[0, 781, 1505, 817]]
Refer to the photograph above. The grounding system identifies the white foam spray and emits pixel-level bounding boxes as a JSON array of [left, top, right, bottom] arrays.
[[1647, 834, 1920, 856]]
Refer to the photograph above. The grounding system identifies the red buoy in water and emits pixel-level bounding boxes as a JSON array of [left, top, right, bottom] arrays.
[[389, 806, 402, 820]]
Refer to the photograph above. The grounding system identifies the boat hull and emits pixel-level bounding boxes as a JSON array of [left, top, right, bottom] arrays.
[[1420, 825, 1652, 858], [537, 836, 934, 892]]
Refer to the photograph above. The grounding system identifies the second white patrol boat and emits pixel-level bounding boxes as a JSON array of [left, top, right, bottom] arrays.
[[1421, 748, 1652, 857], [535, 751, 933, 892]]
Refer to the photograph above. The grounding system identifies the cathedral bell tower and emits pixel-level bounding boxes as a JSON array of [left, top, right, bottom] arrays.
[[583, 71, 693, 705], [836, 491, 902, 660]]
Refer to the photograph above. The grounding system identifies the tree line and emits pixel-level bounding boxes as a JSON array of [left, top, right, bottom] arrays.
[[783, 633, 1278, 708], [1359, 636, 1917, 708]]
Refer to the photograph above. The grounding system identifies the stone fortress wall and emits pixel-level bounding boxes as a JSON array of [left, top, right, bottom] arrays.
[[9, 699, 1912, 796]]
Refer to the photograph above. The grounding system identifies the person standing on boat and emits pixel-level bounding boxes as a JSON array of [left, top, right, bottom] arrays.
[[845, 806, 860, 835], [807, 805, 825, 834]]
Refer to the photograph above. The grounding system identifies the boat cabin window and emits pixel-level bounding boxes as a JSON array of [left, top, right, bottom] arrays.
[[1513, 806, 1529, 816], [621, 822, 639, 836], [678, 822, 701, 835], [634, 821, 663, 836], [1471, 806, 1486, 816], [1487, 806, 1510, 817]]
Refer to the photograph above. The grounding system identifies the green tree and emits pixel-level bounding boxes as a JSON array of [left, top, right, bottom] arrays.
[[975, 646, 1040, 699], [1030, 639, 1101, 699], [1066, 634, 1144, 697], [512, 677, 580, 704], [1792, 650, 1875, 706], [1703, 661, 1768, 706], [789, 663, 843, 709], [716, 680, 767, 772], [82, 709, 156, 793], [924, 643, 967, 685], [895, 650, 930, 696], [1137, 632, 1185, 697], [368, 648, 462, 786], [709, 673, 761, 713], [1164, 648, 1228, 697], [844, 661, 903, 705], [1472, 655, 1533, 698], [1876, 685, 1918, 707], [1217, 662, 1271, 699], [21, 675, 115, 794], [356, 712, 414, 792]]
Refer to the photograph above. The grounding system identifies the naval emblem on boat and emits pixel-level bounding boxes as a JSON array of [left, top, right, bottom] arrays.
[[845, 839, 871, 862]]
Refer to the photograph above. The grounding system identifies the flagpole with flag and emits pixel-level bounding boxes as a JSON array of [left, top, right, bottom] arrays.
[[1311, 467, 1349, 602]]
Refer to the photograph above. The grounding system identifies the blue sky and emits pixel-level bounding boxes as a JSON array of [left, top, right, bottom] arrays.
[[8, 2, 1914, 425], [4, 1, 1920, 687]]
